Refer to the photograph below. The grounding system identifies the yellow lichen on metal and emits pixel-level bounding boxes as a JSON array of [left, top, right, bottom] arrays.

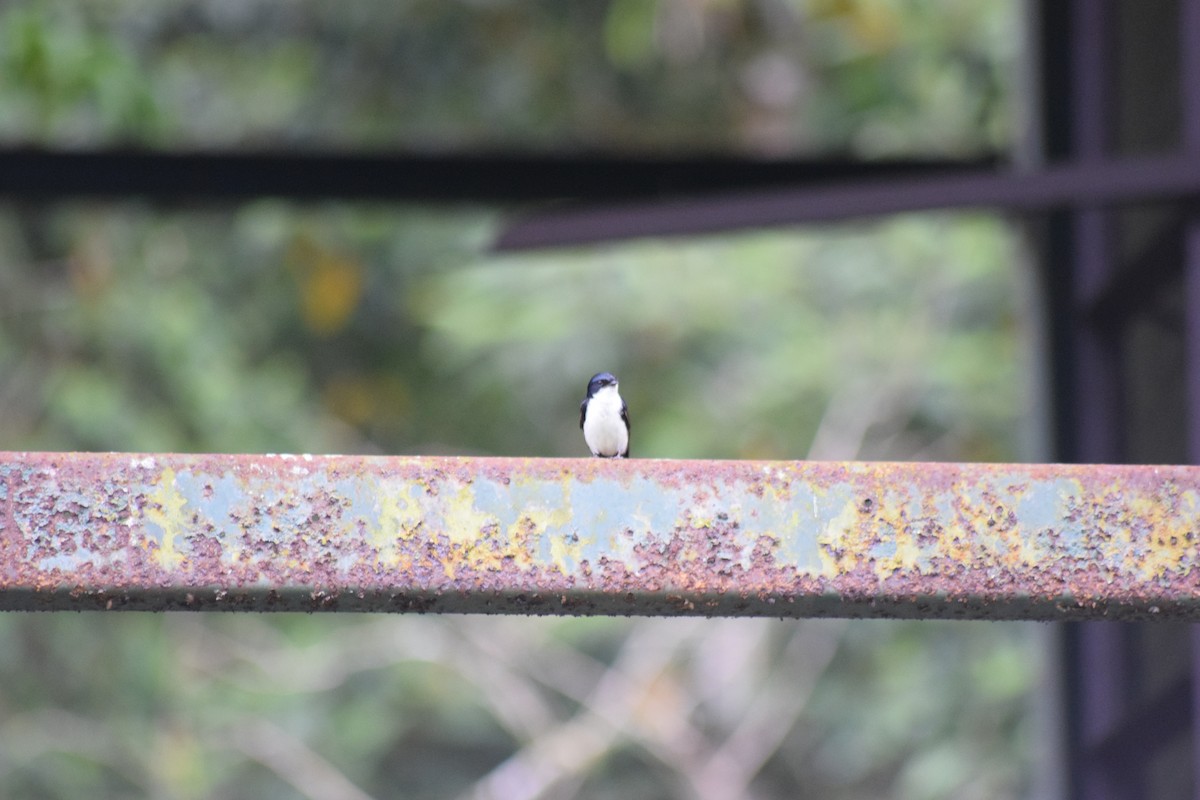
[[376, 480, 423, 562], [435, 484, 498, 579], [817, 502, 861, 579], [143, 466, 187, 570], [989, 482, 1038, 571], [1129, 486, 1199, 581]]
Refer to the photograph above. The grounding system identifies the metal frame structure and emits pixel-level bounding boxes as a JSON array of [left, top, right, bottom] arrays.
[[1035, 3, 1200, 799]]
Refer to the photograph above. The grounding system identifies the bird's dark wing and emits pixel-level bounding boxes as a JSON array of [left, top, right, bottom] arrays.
[[621, 401, 631, 458], [580, 398, 587, 429]]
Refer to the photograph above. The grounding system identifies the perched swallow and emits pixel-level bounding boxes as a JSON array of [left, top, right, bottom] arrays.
[[580, 372, 630, 458]]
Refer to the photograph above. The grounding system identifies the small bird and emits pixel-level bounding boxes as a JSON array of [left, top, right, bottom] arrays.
[[580, 372, 630, 458]]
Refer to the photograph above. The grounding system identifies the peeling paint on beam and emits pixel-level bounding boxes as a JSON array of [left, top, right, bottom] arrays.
[[1, 452, 1198, 619]]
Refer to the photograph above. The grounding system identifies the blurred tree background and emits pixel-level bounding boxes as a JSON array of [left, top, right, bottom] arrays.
[[0, 2, 1039, 799]]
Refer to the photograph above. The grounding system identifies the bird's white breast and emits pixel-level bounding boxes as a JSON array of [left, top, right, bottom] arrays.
[[583, 385, 628, 457]]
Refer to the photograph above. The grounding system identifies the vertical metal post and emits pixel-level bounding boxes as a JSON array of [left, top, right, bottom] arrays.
[[1185, 8, 1200, 797], [1186, 219, 1200, 800], [1076, 625, 1135, 800], [1072, 215, 1121, 463], [1193, 624, 1200, 800], [1071, 0, 1109, 160], [1066, 3, 1124, 799], [1184, 0, 1200, 464], [1070, 0, 1121, 465], [1183, 0, 1200, 153], [1078, 626, 1124, 750], [1187, 226, 1200, 463]]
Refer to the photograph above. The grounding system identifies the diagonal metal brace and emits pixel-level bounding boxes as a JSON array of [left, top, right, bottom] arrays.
[[1, 452, 1197, 619]]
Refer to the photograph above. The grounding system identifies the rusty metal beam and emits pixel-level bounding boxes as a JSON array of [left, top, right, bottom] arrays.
[[1, 452, 1198, 619]]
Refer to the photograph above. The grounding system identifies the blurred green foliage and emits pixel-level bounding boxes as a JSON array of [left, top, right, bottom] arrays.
[[0, 1, 1037, 799], [0, 0, 1014, 156]]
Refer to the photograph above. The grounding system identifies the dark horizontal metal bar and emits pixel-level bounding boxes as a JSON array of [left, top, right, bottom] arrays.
[[2, 452, 1198, 618], [495, 152, 1200, 249], [0, 148, 990, 204]]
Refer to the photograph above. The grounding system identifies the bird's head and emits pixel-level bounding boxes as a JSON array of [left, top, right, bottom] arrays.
[[587, 372, 619, 397]]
